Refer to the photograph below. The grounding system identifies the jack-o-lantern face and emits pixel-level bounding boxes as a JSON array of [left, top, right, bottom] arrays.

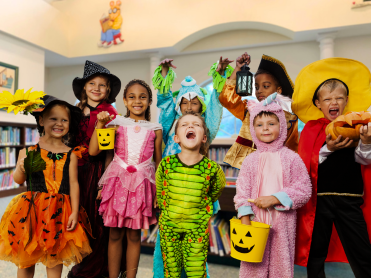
[[325, 111, 371, 147], [231, 227, 255, 254], [96, 128, 115, 150]]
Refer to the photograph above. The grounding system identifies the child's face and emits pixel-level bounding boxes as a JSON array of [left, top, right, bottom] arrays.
[[180, 96, 202, 115], [174, 114, 207, 152], [255, 73, 282, 102], [253, 114, 280, 143], [84, 76, 109, 103], [123, 84, 150, 118], [315, 87, 348, 121], [39, 105, 70, 139]]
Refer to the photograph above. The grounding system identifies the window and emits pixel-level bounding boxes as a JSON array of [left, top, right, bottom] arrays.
[[202, 78, 256, 138]]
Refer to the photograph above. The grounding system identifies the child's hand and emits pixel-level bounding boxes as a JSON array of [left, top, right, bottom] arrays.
[[240, 215, 251, 226], [326, 134, 353, 152], [96, 189, 102, 200], [252, 196, 280, 209], [18, 157, 26, 175], [216, 56, 234, 75], [159, 58, 177, 70], [360, 123, 371, 145], [67, 212, 78, 231], [97, 111, 114, 128], [153, 196, 158, 208], [236, 52, 251, 69]]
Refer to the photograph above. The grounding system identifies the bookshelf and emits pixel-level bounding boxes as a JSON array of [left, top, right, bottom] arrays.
[[0, 121, 39, 198], [140, 140, 240, 266]]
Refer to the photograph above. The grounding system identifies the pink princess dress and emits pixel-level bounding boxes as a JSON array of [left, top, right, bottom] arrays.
[[98, 116, 162, 229]]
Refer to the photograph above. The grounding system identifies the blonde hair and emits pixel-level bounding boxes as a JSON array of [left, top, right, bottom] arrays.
[[316, 79, 347, 99], [77, 74, 111, 112]]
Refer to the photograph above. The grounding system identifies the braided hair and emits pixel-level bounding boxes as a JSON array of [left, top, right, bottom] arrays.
[[123, 79, 153, 121]]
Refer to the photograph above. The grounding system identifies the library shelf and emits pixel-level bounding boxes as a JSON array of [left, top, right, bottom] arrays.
[[0, 122, 38, 198], [0, 166, 16, 171], [0, 186, 26, 198]]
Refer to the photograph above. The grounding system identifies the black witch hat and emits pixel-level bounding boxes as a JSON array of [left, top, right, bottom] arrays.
[[32, 95, 82, 147], [72, 60, 121, 103], [258, 55, 294, 98]]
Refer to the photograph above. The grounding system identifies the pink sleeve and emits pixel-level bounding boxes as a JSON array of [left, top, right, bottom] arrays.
[[234, 157, 254, 211], [278, 153, 312, 210]]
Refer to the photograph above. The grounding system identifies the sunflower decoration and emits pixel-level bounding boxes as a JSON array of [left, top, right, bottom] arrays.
[[0, 88, 45, 115]]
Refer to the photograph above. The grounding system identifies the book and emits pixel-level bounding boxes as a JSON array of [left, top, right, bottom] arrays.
[[212, 217, 225, 256], [0, 168, 18, 190], [208, 220, 215, 254]]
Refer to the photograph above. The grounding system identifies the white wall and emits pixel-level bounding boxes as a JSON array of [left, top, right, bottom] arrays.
[[335, 35, 371, 70], [170, 41, 320, 89], [0, 32, 44, 124]]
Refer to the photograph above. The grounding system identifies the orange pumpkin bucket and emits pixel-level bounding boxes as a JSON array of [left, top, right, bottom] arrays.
[[325, 111, 371, 147]]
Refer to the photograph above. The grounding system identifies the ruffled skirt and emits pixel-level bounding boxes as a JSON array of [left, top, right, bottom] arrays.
[[0, 192, 92, 269], [99, 164, 157, 229]]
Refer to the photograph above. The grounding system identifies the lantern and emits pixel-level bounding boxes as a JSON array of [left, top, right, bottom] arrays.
[[236, 64, 254, 96]]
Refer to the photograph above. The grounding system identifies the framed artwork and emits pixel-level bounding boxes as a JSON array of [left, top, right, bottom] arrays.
[[0, 62, 18, 94]]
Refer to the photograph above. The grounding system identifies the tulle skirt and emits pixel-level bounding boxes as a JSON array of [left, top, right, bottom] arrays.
[[99, 176, 157, 230], [0, 192, 92, 269]]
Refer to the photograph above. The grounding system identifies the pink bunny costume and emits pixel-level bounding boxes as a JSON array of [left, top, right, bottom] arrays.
[[234, 101, 312, 278]]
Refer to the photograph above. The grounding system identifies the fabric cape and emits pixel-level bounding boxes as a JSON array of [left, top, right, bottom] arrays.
[[295, 118, 371, 266]]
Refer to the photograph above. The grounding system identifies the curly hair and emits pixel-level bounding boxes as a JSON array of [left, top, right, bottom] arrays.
[[77, 74, 112, 113], [123, 79, 153, 121], [174, 111, 210, 156]]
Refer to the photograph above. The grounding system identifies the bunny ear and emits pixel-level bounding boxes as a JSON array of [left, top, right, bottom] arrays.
[[116, 0, 121, 5], [275, 93, 293, 112], [262, 92, 277, 106], [110, 1, 115, 7], [247, 99, 258, 112]]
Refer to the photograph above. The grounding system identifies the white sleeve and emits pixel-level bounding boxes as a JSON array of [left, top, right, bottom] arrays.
[[319, 144, 333, 164], [355, 140, 371, 165]]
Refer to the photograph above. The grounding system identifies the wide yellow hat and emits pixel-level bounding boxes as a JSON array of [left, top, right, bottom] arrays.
[[292, 58, 371, 123]]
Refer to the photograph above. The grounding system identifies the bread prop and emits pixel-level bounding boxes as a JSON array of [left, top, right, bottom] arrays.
[[325, 111, 371, 147]]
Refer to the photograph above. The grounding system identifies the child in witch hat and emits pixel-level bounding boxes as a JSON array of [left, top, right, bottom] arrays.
[[68, 60, 124, 278], [218, 53, 299, 170], [292, 58, 371, 278]]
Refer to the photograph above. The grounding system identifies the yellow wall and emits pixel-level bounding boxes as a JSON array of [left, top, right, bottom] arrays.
[[1, 0, 370, 57]]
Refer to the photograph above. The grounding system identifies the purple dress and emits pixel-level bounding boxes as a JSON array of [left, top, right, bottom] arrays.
[[99, 117, 161, 229]]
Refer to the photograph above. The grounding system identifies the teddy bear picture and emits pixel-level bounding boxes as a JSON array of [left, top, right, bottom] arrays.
[[98, 0, 124, 48]]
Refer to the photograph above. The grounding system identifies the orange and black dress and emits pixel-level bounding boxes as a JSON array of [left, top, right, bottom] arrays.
[[0, 144, 92, 269]]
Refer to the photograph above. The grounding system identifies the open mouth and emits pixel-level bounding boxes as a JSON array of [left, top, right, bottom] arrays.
[[53, 128, 63, 133], [186, 130, 196, 139], [133, 106, 143, 111], [232, 241, 255, 253], [329, 108, 339, 118], [100, 142, 110, 147]]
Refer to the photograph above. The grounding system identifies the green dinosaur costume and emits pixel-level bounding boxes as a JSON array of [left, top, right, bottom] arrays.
[[156, 154, 226, 278]]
